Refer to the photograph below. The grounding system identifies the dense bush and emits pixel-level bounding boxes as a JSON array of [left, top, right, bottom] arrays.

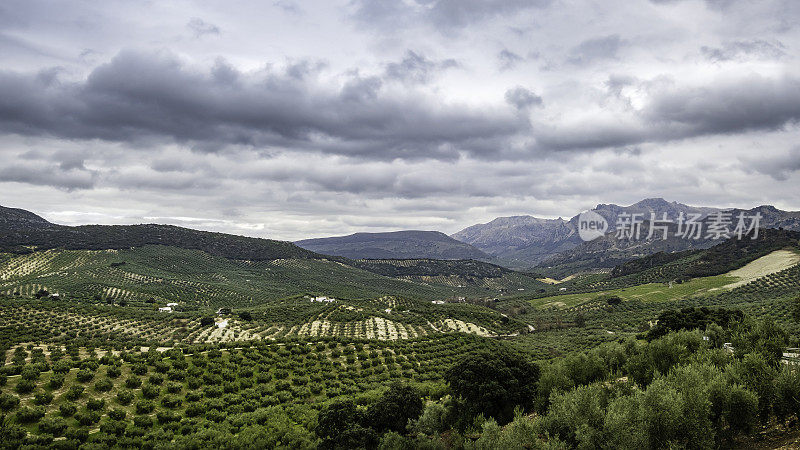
[[445, 350, 540, 426]]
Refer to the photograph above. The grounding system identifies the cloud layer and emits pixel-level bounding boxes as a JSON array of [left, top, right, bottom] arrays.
[[0, 0, 798, 239]]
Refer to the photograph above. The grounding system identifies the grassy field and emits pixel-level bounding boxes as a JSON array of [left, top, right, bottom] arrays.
[[529, 249, 800, 310], [529, 274, 735, 309]]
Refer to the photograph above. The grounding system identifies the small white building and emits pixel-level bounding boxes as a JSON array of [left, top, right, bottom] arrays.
[[312, 296, 336, 303], [166, 302, 178, 307], [158, 306, 172, 313], [431, 300, 445, 305], [559, 287, 567, 292]]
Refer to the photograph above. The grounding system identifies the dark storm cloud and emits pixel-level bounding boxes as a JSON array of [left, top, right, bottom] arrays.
[[350, 0, 551, 31], [644, 75, 800, 136], [701, 40, 786, 62], [504, 86, 543, 110], [0, 51, 526, 161], [0, 163, 96, 190], [384, 51, 458, 84], [567, 35, 623, 65], [741, 147, 800, 181], [535, 75, 800, 152], [187, 18, 220, 38]]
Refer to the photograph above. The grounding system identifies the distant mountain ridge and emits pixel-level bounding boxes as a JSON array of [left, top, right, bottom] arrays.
[[0, 206, 320, 261], [452, 198, 800, 270], [295, 230, 492, 261], [0, 205, 54, 230]]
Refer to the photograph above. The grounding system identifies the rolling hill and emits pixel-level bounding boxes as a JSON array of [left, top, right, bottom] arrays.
[[0, 206, 544, 307], [295, 230, 493, 261]]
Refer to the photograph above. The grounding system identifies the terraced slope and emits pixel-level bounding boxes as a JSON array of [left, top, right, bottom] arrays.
[[0, 246, 547, 309]]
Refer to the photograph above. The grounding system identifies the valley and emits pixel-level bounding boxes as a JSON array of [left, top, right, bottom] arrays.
[[1, 205, 800, 448]]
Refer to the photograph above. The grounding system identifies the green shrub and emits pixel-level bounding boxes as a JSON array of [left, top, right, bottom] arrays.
[[0, 392, 20, 411], [20, 366, 41, 381], [148, 373, 164, 385], [76, 369, 94, 383], [16, 406, 46, 423], [63, 385, 84, 401], [15, 379, 36, 394], [38, 416, 68, 437], [48, 373, 65, 389], [108, 408, 127, 420], [59, 402, 78, 417], [75, 409, 101, 426], [134, 415, 153, 428], [135, 399, 155, 414], [86, 398, 106, 411], [95, 377, 114, 392], [107, 365, 122, 378], [142, 383, 161, 399], [33, 390, 54, 405], [125, 375, 142, 389], [65, 427, 89, 443], [116, 389, 135, 405], [52, 359, 72, 374]]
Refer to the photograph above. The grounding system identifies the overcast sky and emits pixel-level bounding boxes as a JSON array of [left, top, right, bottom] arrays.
[[1, 0, 798, 240]]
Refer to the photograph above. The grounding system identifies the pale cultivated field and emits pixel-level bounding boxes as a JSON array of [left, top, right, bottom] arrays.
[[537, 275, 577, 285], [723, 249, 800, 289]]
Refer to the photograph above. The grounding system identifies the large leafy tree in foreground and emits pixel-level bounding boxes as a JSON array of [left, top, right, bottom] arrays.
[[445, 350, 539, 425]]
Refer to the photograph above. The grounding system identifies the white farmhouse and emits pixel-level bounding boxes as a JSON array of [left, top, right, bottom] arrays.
[[158, 306, 172, 313]]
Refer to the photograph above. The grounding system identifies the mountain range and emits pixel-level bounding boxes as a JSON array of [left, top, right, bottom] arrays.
[[3, 199, 799, 279], [452, 198, 800, 271]]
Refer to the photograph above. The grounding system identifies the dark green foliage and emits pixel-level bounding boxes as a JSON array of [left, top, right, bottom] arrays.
[[63, 385, 84, 401], [14, 379, 35, 394], [107, 365, 122, 378], [365, 382, 423, 433], [59, 402, 77, 417], [94, 377, 113, 392], [38, 416, 68, 437], [0, 393, 19, 411], [116, 389, 135, 405], [445, 350, 539, 425], [86, 398, 105, 411], [732, 317, 788, 365], [0, 222, 321, 261], [108, 408, 127, 420], [648, 307, 744, 340], [142, 383, 161, 399], [125, 375, 142, 389], [15, 406, 45, 423], [33, 390, 54, 405], [75, 369, 94, 383], [48, 373, 65, 389], [74, 409, 101, 426]]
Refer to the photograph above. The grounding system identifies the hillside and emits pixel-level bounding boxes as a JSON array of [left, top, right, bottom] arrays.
[[0, 205, 55, 230], [538, 209, 800, 276], [295, 230, 492, 261]]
